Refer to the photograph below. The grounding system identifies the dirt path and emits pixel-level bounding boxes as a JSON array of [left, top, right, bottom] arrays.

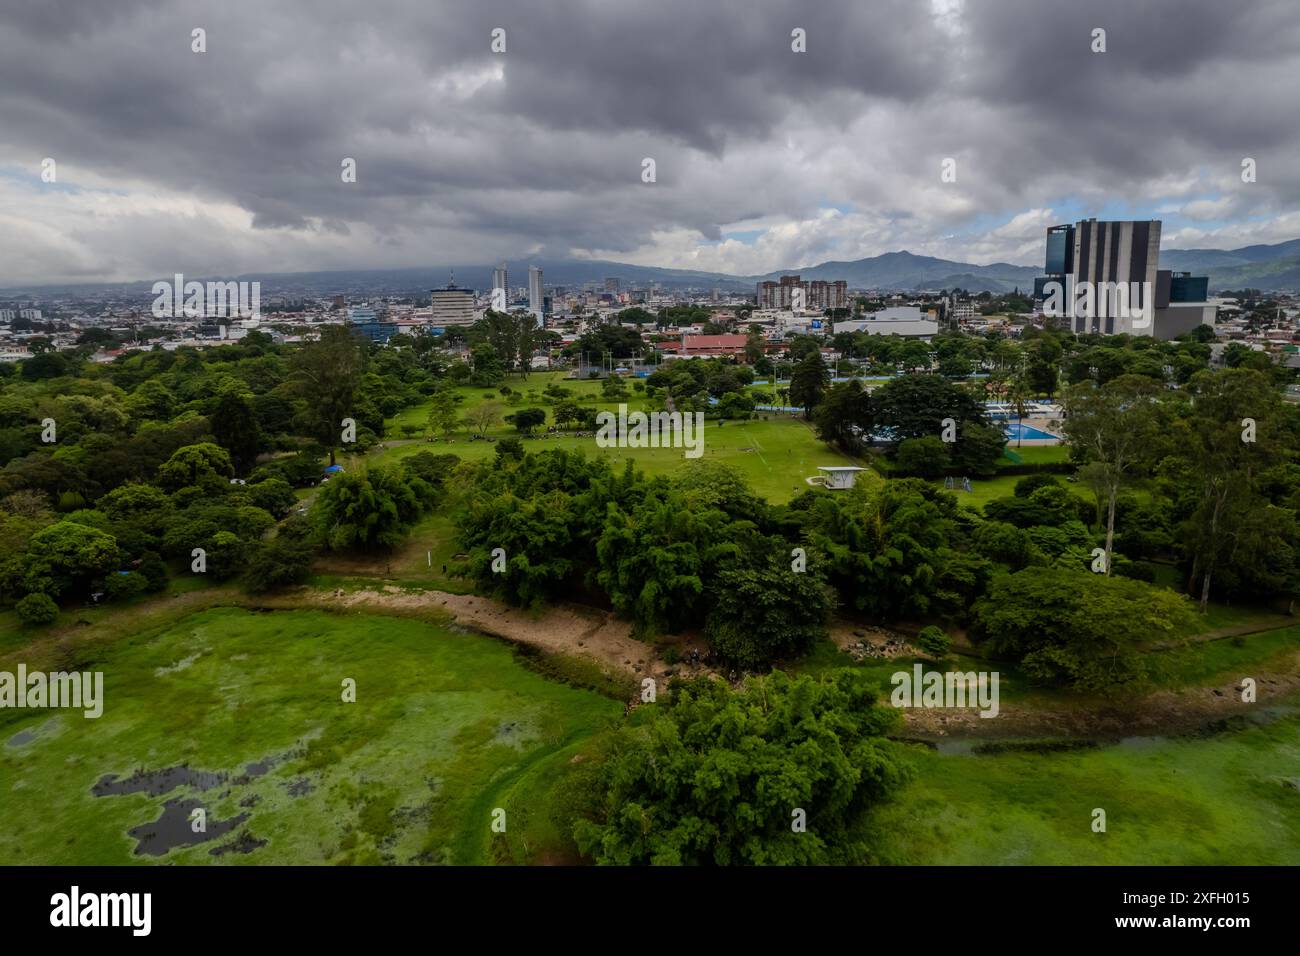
[[328, 586, 685, 680], [16, 583, 1295, 744], [319, 588, 1300, 739]]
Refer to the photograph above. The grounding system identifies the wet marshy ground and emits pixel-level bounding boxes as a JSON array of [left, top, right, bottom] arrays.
[[90, 744, 316, 856]]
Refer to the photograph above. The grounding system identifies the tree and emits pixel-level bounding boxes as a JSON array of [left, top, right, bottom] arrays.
[[871, 374, 987, 443], [948, 422, 1006, 478], [568, 671, 911, 865], [157, 442, 234, 492], [426, 389, 461, 439], [400, 452, 461, 486], [704, 551, 834, 668], [715, 392, 755, 420], [1061, 375, 1162, 577], [507, 407, 546, 436], [1025, 335, 1062, 398], [210, 386, 264, 474], [15, 592, 59, 627], [465, 400, 504, 437], [789, 351, 830, 419], [480, 310, 521, 374], [917, 625, 951, 658], [453, 452, 625, 607], [894, 436, 949, 478], [21, 351, 71, 381], [289, 325, 366, 466], [242, 538, 314, 593], [514, 312, 543, 379], [596, 490, 735, 634], [812, 380, 871, 452], [206, 530, 248, 580], [1007, 373, 1033, 448], [495, 437, 524, 461], [1173, 369, 1285, 610], [552, 400, 582, 430], [799, 481, 962, 621], [972, 568, 1196, 690], [314, 466, 434, 551], [15, 520, 120, 599], [246, 478, 297, 518]]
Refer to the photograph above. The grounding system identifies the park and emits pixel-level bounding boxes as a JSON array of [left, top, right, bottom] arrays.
[[1, 323, 1297, 865]]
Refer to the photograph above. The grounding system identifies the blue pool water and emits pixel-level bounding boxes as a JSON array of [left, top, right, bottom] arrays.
[[1003, 422, 1057, 441]]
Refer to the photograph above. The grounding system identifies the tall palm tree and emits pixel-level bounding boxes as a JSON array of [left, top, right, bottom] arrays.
[[1008, 374, 1033, 448]]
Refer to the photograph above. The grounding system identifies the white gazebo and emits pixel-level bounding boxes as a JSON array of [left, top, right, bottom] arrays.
[[811, 466, 866, 490]]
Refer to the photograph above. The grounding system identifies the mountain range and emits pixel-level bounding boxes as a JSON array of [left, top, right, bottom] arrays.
[[7, 237, 1300, 298]]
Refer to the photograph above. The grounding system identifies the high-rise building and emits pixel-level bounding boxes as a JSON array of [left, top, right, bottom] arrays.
[[1035, 219, 1213, 338], [604, 277, 620, 293], [430, 273, 476, 329], [492, 262, 508, 295], [756, 275, 847, 311], [528, 265, 544, 323], [348, 303, 394, 343]]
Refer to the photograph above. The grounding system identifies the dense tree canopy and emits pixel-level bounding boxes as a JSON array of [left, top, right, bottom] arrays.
[[568, 671, 911, 865]]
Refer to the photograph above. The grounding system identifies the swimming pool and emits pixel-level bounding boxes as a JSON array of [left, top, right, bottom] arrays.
[[1003, 422, 1057, 441]]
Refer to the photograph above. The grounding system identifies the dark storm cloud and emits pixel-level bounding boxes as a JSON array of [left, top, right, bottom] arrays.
[[0, 0, 1297, 284]]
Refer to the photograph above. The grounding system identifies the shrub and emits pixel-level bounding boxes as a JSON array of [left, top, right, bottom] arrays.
[[917, 625, 951, 658], [103, 570, 148, 602], [495, 438, 524, 461], [893, 436, 949, 479], [1013, 474, 1059, 498], [243, 539, 314, 593], [15, 592, 59, 627], [136, 551, 170, 592], [247, 478, 297, 518]]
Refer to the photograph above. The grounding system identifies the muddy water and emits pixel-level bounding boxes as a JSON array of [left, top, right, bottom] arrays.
[[5, 715, 63, 748], [126, 798, 250, 857], [90, 743, 312, 856], [92, 765, 227, 797]]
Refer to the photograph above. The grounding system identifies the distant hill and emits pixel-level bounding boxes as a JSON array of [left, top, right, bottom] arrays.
[[1146, 237, 1300, 292], [749, 251, 1039, 293], [7, 236, 1300, 298]]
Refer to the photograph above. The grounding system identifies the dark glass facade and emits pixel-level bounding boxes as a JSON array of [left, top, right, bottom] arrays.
[[1169, 274, 1209, 302], [1045, 226, 1073, 274]]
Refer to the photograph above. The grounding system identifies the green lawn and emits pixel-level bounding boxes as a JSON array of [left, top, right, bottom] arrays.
[[0, 606, 621, 865], [376, 372, 872, 503], [927, 472, 1092, 511], [1001, 444, 1070, 465], [867, 710, 1300, 864]]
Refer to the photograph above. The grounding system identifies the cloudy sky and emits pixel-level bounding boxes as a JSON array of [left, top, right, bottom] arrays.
[[2, 0, 1298, 286]]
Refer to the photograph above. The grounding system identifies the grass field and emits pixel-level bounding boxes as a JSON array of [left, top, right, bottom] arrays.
[[929, 470, 1092, 511], [0, 607, 621, 865], [3, 598, 1296, 865], [373, 370, 873, 503], [868, 710, 1300, 865]]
